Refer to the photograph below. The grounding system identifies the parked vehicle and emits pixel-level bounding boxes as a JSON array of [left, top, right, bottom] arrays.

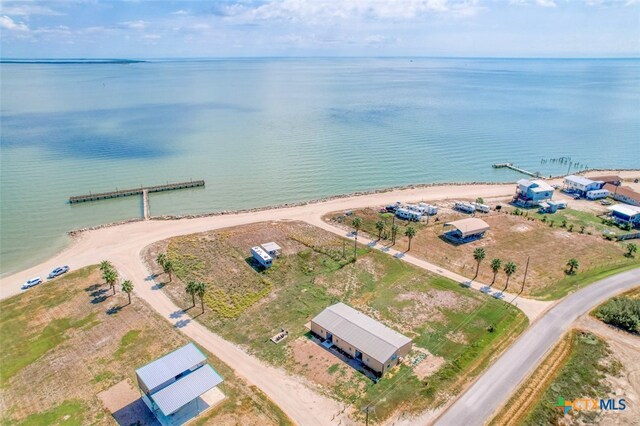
[[21, 277, 42, 290], [385, 204, 398, 212], [48, 266, 70, 279], [601, 200, 612, 206]]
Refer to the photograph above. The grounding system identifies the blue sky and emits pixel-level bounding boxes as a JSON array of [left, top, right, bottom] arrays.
[[1, 0, 639, 58]]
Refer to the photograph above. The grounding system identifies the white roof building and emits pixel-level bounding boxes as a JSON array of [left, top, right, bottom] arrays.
[[311, 303, 411, 366]]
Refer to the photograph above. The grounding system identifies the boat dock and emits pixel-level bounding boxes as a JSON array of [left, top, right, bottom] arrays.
[[69, 180, 205, 204], [492, 163, 540, 178]]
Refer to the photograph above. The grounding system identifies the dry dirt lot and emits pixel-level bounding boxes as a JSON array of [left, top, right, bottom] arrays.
[[326, 205, 637, 298], [144, 220, 527, 423], [0, 266, 290, 426]]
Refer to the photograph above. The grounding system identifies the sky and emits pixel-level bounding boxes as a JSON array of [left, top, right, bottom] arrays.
[[1, 0, 639, 58]]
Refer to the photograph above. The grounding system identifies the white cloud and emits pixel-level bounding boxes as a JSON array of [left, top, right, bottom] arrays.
[[120, 20, 148, 30], [171, 9, 189, 15], [536, 0, 556, 7], [218, 0, 482, 23], [0, 4, 63, 16], [0, 15, 29, 31]]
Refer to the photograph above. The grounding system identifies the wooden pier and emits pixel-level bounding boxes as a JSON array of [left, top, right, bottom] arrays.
[[69, 180, 205, 204], [492, 163, 540, 178]]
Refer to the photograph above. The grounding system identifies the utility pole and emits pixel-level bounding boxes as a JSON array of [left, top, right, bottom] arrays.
[[342, 239, 346, 258], [520, 256, 530, 295]]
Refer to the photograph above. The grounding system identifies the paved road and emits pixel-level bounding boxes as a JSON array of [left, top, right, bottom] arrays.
[[435, 267, 640, 426]]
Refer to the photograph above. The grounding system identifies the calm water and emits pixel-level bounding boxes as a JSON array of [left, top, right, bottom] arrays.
[[1, 58, 639, 276]]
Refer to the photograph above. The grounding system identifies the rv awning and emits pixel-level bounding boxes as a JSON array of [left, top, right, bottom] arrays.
[[445, 218, 490, 238]]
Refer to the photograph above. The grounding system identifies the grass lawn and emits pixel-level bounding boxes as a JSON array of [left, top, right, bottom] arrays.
[[0, 266, 290, 426], [147, 221, 528, 423], [326, 207, 639, 300], [521, 330, 621, 426]]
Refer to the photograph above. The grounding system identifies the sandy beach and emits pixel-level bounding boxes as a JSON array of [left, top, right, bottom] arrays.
[[2, 170, 638, 300]]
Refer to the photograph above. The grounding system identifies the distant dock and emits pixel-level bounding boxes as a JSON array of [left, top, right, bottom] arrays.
[[492, 163, 540, 178], [69, 180, 205, 204]]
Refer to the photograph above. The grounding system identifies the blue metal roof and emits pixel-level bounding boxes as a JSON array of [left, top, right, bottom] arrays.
[[136, 343, 206, 392], [150, 364, 224, 416]]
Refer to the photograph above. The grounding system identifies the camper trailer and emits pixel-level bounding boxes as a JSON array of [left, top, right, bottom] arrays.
[[586, 189, 610, 200], [418, 203, 438, 215], [396, 208, 422, 222], [251, 246, 273, 268], [454, 202, 476, 214], [473, 203, 491, 213]]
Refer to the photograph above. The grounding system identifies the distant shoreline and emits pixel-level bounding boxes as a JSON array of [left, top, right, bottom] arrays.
[[67, 168, 640, 236], [0, 59, 145, 64]]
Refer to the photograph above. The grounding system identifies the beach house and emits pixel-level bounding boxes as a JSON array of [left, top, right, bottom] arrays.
[[604, 184, 640, 207], [607, 204, 640, 227], [136, 343, 224, 426], [514, 179, 554, 207], [564, 175, 603, 196], [443, 218, 490, 243], [310, 303, 412, 376], [250, 246, 273, 268]]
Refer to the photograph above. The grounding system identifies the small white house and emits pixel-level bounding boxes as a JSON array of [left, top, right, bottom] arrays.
[[454, 202, 476, 214], [251, 246, 273, 268], [261, 242, 281, 258], [586, 189, 610, 200], [396, 208, 422, 221]]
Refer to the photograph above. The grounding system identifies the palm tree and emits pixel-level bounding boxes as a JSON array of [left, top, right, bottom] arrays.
[[503, 262, 517, 291], [490, 258, 502, 285], [375, 220, 385, 240], [627, 243, 637, 258], [100, 260, 113, 273], [351, 217, 363, 259], [195, 281, 207, 313], [156, 253, 167, 268], [566, 258, 579, 275], [162, 259, 174, 282], [103, 268, 118, 295], [186, 281, 199, 308], [405, 226, 417, 251], [391, 224, 399, 245], [121, 280, 133, 305], [473, 248, 486, 279]]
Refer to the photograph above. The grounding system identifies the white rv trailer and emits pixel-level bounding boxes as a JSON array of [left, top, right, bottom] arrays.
[[454, 202, 476, 214], [251, 246, 273, 268], [396, 208, 422, 221]]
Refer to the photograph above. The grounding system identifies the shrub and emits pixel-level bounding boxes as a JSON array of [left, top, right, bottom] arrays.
[[595, 297, 640, 333]]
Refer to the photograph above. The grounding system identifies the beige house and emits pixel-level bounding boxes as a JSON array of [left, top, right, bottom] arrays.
[[310, 303, 412, 375]]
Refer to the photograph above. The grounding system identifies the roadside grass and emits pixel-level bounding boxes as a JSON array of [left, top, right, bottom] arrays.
[[531, 262, 640, 300], [0, 265, 291, 426], [529, 207, 618, 235], [521, 330, 620, 426], [326, 207, 637, 299], [590, 286, 640, 334], [150, 221, 528, 422]]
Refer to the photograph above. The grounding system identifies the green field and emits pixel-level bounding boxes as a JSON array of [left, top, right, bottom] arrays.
[[151, 221, 528, 422], [0, 266, 291, 426], [522, 331, 620, 426]]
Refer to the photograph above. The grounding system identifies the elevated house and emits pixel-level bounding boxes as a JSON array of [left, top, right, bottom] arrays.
[[136, 343, 224, 426], [310, 303, 412, 376], [443, 218, 490, 243], [604, 184, 640, 207], [607, 204, 640, 227], [564, 175, 603, 196], [514, 179, 554, 207]]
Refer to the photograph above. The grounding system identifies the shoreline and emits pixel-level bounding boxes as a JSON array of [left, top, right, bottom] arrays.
[[2, 169, 638, 298], [66, 167, 640, 237]]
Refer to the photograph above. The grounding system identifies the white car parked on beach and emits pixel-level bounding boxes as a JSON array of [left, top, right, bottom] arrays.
[[21, 277, 42, 290]]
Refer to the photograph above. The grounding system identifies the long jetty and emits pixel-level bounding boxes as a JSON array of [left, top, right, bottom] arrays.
[[492, 163, 540, 178], [69, 180, 205, 204]]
